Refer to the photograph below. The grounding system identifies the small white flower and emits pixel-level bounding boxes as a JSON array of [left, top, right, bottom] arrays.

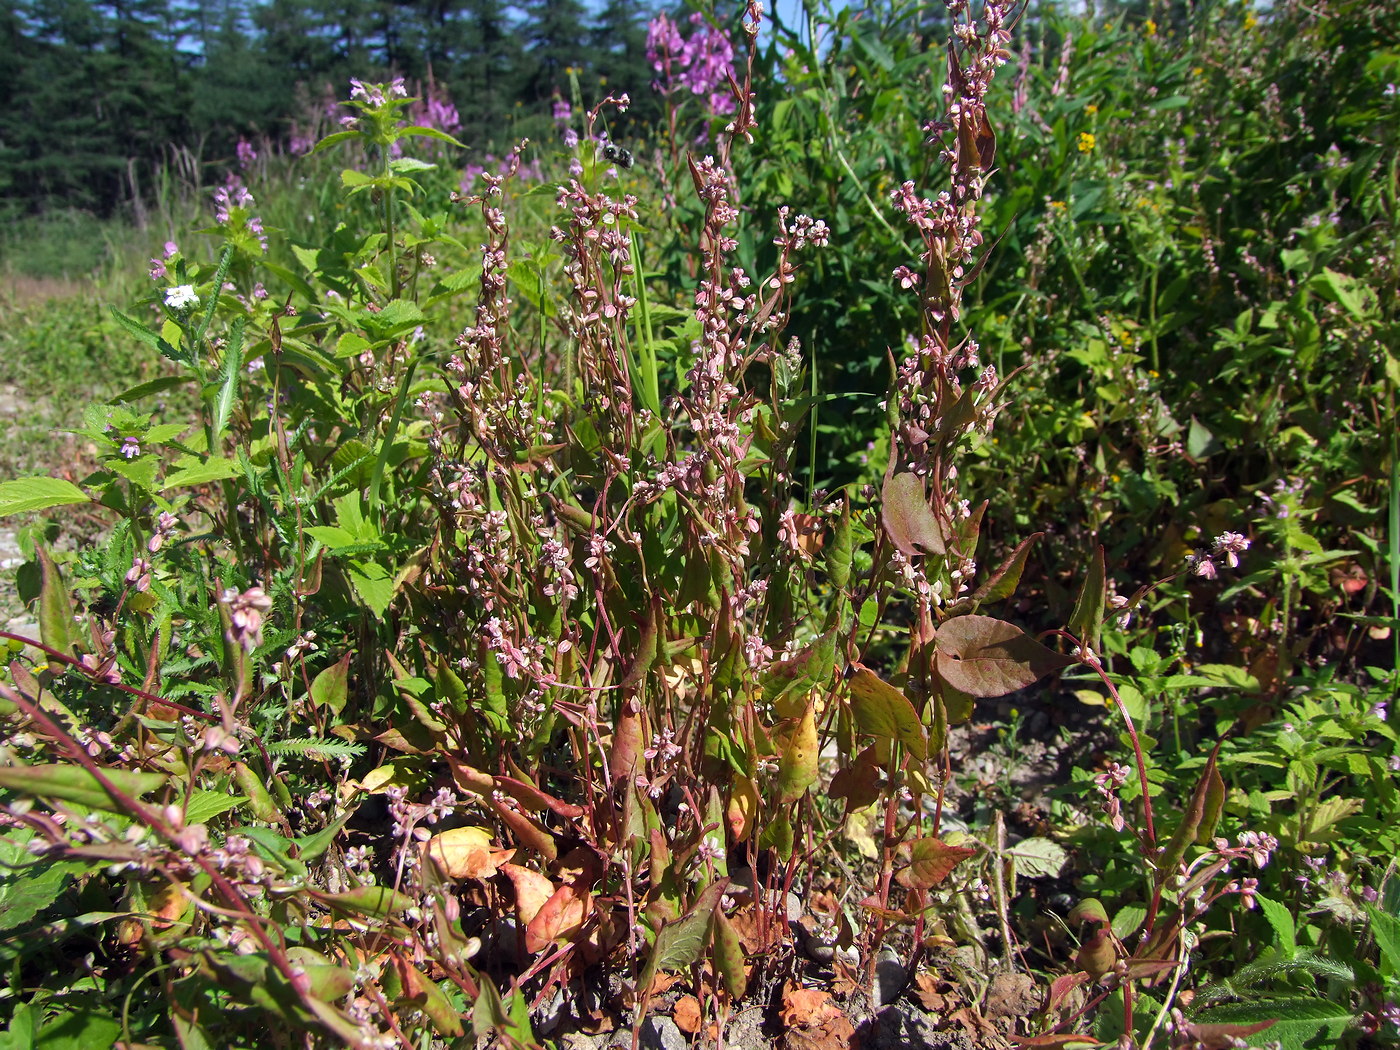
[[165, 284, 200, 310]]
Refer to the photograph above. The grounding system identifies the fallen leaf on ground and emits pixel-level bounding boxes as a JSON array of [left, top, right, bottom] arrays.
[[673, 995, 702, 1035]]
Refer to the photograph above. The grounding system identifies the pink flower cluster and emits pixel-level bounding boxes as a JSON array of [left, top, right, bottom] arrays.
[[647, 12, 737, 117]]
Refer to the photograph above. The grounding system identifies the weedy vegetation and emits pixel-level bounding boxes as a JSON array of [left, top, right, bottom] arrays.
[[0, 0, 1398, 1048]]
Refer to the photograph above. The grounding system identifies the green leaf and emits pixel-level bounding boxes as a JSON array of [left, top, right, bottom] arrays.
[[1067, 546, 1105, 654], [348, 559, 396, 618], [848, 663, 928, 759], [210, 316, 245, 452], [0, 478, 89, 517], [35, 1008, 121, 1050], [637, 879, 728, 994], [1366, 904, 1400, 977], [109, 306, 188, 365], [162, 457, 241, 490], [183, 790, 248, 825], [1006, 837, 1069, 879], [309, 652, 352, 715], [0, 764, 167, 813], [400, 125, 467, 148], [0, 834, 88, 932], [1195, 998, 1352, 1050], [776, 702, 819, 804], [35, 545, 77, 657], [1256, 895, 1296, 956], [315, 884, 416, 919]]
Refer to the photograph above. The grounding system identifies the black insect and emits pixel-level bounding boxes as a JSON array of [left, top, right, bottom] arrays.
[[599, 142, 635, 169]]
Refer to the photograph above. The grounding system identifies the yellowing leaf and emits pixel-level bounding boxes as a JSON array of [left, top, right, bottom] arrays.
[[897, 836, 978, 889], [499, 863, 555, 926], [847, 664, 927, 759], [426, 827, 510, 881], [776, 701, 819, 804]]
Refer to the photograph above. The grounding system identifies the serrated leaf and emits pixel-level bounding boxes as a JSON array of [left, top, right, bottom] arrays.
[[1196, 999, 1351, 1050], [0, 478, 89, 517], [933, 615, 1072, 697], [347, 559, 396, 617], [161, 457, 241, 490], [848, 663, 927, 759], [1006, 837, 1068, 879], [1367, 904, 1400, 977], [183, 790, 248, 825], [1256, 895, 1296, 956]]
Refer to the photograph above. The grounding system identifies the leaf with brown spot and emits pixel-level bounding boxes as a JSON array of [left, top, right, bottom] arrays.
[[896, 836, 979, 889], [776, 700, 819, 804], [881, 472, 945, 556], [712, 907, 747, 999], [933, 615, 1073, 698]]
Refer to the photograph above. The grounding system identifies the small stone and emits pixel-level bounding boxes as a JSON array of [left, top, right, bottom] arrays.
[[873, 947, 907, 1009], [638, 1014, 686, 1050]]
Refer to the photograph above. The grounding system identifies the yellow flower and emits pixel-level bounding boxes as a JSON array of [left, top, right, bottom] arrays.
[[1193, 66, 1204, 76], [1086, 104, 1099, 116], [1049, 200, 1067, 211], [1144, 18, 1158, 36], [1077, 132, 1096, 153], [1243, 12, 1257, 28]]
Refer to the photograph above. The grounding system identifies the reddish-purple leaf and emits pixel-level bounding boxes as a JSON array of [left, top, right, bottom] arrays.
[[934, 615, 1072, 698], [881, 472, 945, 557]]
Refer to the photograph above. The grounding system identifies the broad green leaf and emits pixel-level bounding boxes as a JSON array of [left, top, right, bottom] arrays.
[[0, 833, 89, 932], [1196, 998, 1351, 1050], [776, 702, 819, 804], [0, 478, 89, 517], [315, 884, 416, 919], [1256, 895, 1296, 956], [161, 457, 241, 490], [1367, 904, 1400, 977], [0, 763, 167, 813], [36, 1008, 121, 1050], [1006, 837, 1069, 879], [35, 545, 77, 657], [637, 879, 728, 994], [348, 559, 396, 617], [310, 652, 352, 714]]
